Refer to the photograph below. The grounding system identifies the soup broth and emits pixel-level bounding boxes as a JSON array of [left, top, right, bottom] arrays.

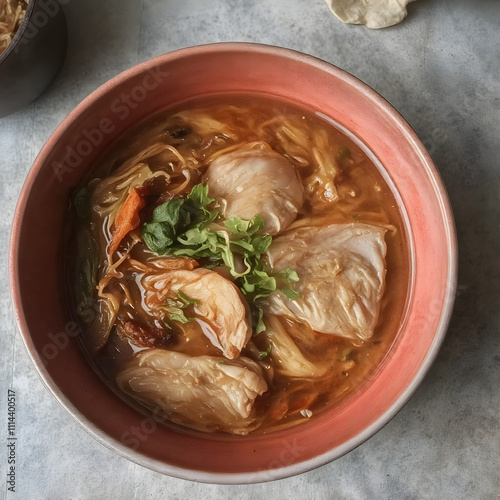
[[68, 94, 410, 435]]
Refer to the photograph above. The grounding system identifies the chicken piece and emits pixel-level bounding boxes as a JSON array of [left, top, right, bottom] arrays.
[[205, 142, 304, 235], [143, 268, 252, 359], [116, 349, 268, 434], [265, 223, 387, 341]]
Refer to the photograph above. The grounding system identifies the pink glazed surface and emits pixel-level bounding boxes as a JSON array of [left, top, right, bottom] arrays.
[[9, 43, 457, 483]]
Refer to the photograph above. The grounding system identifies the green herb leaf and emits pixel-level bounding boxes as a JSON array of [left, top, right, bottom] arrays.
[[258, 342, 273, 360], [176, 290, 197, 307], [276, 268, 300, 284], [252, 306, 266, 335], [276, 268, 300, 300], [282, 288, 300, 300], [167, 312, 193, 324], [142, 184, 216, 255], [186, 183, 216, 210], [240, 268, 276, 298], [224, 215, 264, 236], [142, 221, 176, 253], [162, 291, 197, 324], [151, 198, 184, 224]]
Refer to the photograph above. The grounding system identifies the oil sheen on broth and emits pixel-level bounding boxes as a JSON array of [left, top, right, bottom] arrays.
[[69, 95, 409, 435]]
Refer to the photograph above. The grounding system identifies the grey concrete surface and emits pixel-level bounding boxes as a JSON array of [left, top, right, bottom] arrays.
[[0, 0, 499, 498]]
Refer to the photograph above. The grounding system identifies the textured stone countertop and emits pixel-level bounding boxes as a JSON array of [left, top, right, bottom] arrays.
[[1, 1, 498, 498]]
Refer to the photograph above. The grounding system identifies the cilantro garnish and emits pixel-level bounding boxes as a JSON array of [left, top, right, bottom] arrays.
[[162, 291, 197, 325], [258, 343, 273, 360], [142, 183, 299, 333]]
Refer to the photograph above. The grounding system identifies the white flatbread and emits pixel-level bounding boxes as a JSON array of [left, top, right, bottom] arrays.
[[324, 0, 417, 29]]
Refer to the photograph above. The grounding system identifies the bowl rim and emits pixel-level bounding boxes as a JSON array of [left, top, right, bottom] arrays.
[[0, 0, 37, 65], [8, 41, 458, 484]]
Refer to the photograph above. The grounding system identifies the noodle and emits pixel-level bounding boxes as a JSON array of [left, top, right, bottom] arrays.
[[0, 0, 28, 55]]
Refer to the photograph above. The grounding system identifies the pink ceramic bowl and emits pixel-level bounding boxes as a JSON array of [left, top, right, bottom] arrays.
[[9, 43, 457, 483]]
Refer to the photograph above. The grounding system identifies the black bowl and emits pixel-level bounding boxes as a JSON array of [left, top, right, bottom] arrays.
[[0, 0, 67, 118]]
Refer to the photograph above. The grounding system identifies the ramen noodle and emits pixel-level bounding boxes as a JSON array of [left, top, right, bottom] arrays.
[[0, 0, 28, 54]]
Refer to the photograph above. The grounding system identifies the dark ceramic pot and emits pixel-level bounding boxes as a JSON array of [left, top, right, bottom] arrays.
[[0, 0, 67, 118]]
